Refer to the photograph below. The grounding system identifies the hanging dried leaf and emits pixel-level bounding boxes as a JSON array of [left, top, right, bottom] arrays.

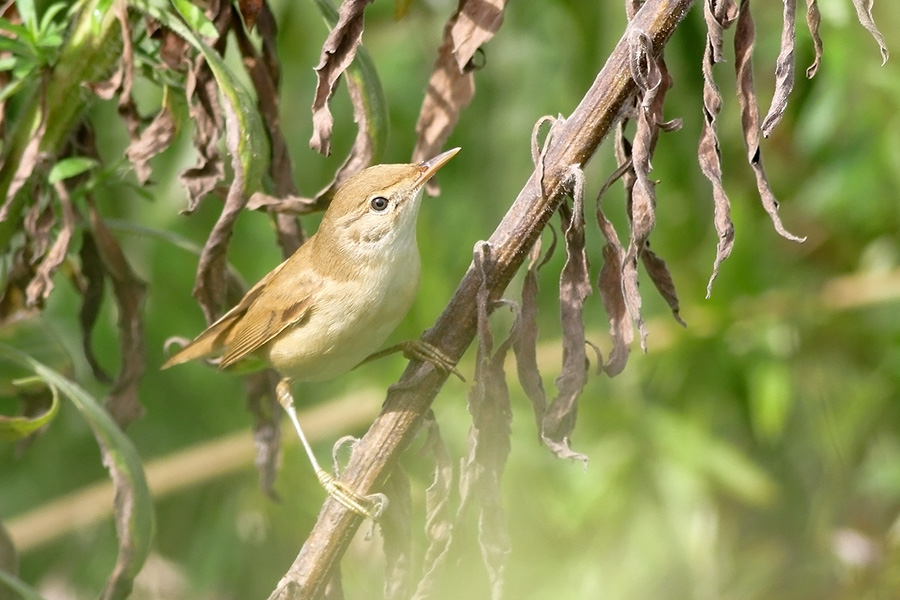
[[233, 6, 306, 256], [761, 0, 797, 137], [23, 200, 54, 262], [449, 0, 508, 72], [851, 0, 889, 65], [87, 201, 148, 427], [245, 370, 282, 499], [641, 245, 686, 327], [238, 0, 264, 30], [25, 184, 78, 306], [192, 106, 251, 322], [804, 0, 822, 78], [126, 101, 178, 184], [513, 238, 550, 436], [412, 412, 454, 599], [698, 0, 737, 297], [179, 58, 225, 212], [734, 1, 805, 244], [310, 0, 374, 156], [412, 6, 476, 194], [594, 160, 634, 377], [542, 181, 589, 464], [381, 467, 413, 600], [456, 242, 513, 599]]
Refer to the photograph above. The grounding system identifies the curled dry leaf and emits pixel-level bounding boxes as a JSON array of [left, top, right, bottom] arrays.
[[414, 0, 513, 193], [126, 102, 178, 184], [412, 412, 455, 600], [449, 0, 508, 72], [87, 201, 148, 427], [851, 0, 889, 64], [25, 184, 78, 307], [698, 0, 737, 296], [760, 0, 797, 137], [310, 0, 374, 156], [513, 237, 550, 436], [381, 466, 413, 600], [734, 2, 806, 245], [233, 7, 306, 257], [179, 58, 225, 213], [460, 243, 513, 599], [192, 98, 251, 322], [542, 176, 589, 465], [804, 0, 822, 78]]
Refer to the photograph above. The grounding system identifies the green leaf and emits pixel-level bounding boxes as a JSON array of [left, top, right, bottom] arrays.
[[0, 344, 155, 600], [0, 569, 45, 600], [170, 0, 218, 38], [47, 156, 98, 183], [13, 0, 37, 31], [0, 376, 60, 440]]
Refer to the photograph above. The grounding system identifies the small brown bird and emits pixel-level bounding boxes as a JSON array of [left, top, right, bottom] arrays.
[[163, 148, 461, 517]]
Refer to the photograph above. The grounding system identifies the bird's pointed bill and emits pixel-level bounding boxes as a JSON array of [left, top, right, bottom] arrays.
[[417, 147, 460, 184]]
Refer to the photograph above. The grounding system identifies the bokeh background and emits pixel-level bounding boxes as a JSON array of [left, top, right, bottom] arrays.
[[3, 1, 900, 598]]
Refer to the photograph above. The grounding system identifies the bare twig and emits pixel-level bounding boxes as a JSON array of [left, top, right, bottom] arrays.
[[267, 1, 695, 597]]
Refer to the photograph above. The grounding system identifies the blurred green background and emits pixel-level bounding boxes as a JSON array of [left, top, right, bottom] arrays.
[[3, 1, 900, 598]]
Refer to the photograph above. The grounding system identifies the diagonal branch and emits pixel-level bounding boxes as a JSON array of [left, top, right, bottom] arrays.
[[267, 0, 695, 597]]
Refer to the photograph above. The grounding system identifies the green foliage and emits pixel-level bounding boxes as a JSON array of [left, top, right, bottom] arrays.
[[1, 0, 899, 599]]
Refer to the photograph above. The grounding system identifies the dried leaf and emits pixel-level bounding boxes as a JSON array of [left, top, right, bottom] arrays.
[[412, 412, 454, 599], [192, 114, 249, 321], [381, 467, 413, 600], [87, 201, 148, 427], [804, 0, 822, 78], [0, 250, 39, 323], [641, 245, 686, 327], [698, 1, 737, 297], [126, 100, 178, 184], [23, 201, 54, 262], [25, 184, 78, 306], [449, 0, 508, 72], [513, 237, 551, 436], [245, 370, 282, 499], [734, 2, 805, 245], [761, 0, 796, 137], [310, 0, 375, 156], [457, 242, 513, 599], [238, 0, 263, 30], [412, 6, 476, 194], [233, 8, 306, 257], [592, 159, 633, 377], [851, 0, 889, 65], [179, 59, 224, 212], [542, 180, 589, 464]]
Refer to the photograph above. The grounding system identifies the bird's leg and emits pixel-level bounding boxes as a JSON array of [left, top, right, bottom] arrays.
[[361, 340, 465, 381], [275, 378, 385, 520]]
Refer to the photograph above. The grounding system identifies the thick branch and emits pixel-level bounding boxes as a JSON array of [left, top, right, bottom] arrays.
[[268, 1, 694, 597]]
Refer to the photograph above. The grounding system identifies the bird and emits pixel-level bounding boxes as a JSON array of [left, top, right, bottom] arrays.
[[163, 148, 461, 517]]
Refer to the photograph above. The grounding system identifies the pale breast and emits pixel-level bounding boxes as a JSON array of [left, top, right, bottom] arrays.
[[264, 247, 421, 382]]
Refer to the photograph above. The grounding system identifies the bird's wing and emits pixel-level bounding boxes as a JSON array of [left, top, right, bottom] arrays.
[[217, 263, 322, 370], [161, 258, 292, 370]]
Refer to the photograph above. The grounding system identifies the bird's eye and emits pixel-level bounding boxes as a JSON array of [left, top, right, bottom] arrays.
[[370, 196, 389, 212]]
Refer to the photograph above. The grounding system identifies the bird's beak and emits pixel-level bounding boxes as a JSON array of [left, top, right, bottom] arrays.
[[417, 147, 461, 184]]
